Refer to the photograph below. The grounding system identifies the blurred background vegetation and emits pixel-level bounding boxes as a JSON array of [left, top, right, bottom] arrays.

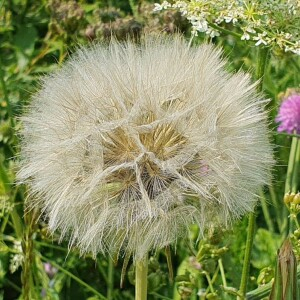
[[1, 0, 300, 299]]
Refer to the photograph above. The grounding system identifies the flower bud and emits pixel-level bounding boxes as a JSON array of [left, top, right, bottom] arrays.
[[293, 193, 300, 204]]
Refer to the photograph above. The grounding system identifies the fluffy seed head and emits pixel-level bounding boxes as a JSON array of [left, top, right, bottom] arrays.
[[18, 36, 273, 260], [276, 93, 300, 134]]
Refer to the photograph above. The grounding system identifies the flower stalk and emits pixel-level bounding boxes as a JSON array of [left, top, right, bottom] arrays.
[[238, 46, 269, 299], [21, 209, 38, 300], [135, 256, 148, 300], [107, 257, 114, 300], [238, 211, 256, 300], [285, 136, 300, 194]]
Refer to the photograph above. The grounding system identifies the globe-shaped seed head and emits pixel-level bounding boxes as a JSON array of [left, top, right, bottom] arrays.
[[18, 36, 273, 260]]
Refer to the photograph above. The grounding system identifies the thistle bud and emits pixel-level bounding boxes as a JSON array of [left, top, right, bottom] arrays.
[[270, 239, 298, 299]]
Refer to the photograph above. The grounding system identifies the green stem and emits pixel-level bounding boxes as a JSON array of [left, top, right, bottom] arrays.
[[208, 22, 241, 39], [39, 254, 107, 299], [238, 46, 269, 299], [259, 189, 275, 233], [204, 272, 215, 294], [107, 257, 114, 300], [11, 207, 23, 239], [21, 210, 38, 300], [35, 241, 69, 252], [149, 292, 172, 300], [285, 136, 299, 194], [128, 0, 139, 19], [269, 185, 283, 232], [284, 136, 300, 233], [5, 278, 22, 293], [291, 138, 300, 193], [277, 132, 300, 139], [135, 256, 148, 300], [218, 258, 227, 288], [98, 260, 109, 285], [238, 212, 256, 299], [255, 47, 269, 92], [165, 246, 173, 282]]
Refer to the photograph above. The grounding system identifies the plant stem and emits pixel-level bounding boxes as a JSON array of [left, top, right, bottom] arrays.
[[291, 138, 300, 193], [255, 47, 269, 92], [238, 46, 269, 299], [238, 211, 256, 299], [205, 272, 215, 294], [21, 210, 38, 300], [277, 131, 300, 138], [269, 185, 283, 232], [129, 0, 139, 19], [107, 257, 114, 300], [259, 189, 275, 233], [135, 256, 148, 300], [284, 135, 300, 233], [208, 22, 241, 39], [218, 258, 227, 288], [5, 278, 22, 293], [149, 292, 172, 300], [39, 254, 107, 299], [285, 136, 299, 194]]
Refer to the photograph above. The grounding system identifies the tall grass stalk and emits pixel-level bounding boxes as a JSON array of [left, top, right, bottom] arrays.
[[238, 46, 269, 299]]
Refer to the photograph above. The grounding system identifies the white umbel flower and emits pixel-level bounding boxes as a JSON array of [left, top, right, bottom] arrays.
[[18, 36, 273, 260]]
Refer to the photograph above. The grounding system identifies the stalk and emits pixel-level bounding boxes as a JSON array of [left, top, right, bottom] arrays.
[[259, 189, 275, 233], [218, 258, 227, 288], [291, 138, 300, 193], [238, 211, 256, 300], [284, 135, 300, 234], [21, 210, 38, 300], [107, 257, 114, 300], [129, 0, 139, 19], [238, 46, 269, 299], [135, 256, 148, 300], [285, 136, 300, 194], [39, 254, 107, 299]]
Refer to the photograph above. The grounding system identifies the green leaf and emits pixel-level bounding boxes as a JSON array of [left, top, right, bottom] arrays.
[[14, 25, 37, 56], [252, 228, 282, 269], [13, 25, 37, 69]]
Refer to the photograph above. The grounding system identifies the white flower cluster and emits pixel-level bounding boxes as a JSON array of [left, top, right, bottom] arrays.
[[0, 195, 13, 218], [9, 240, 23, 273], [154, 0, 300, 55]]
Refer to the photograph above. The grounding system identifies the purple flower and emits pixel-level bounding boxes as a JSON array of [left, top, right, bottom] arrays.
[[43, 262, 58, 279], [276, 93, 300, 134]]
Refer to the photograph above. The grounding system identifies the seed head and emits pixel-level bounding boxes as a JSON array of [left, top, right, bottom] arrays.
[[18, 36, 273, 260]]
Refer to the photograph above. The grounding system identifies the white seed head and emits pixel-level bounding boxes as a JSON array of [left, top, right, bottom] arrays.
[[18, 36, 273, 260]]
